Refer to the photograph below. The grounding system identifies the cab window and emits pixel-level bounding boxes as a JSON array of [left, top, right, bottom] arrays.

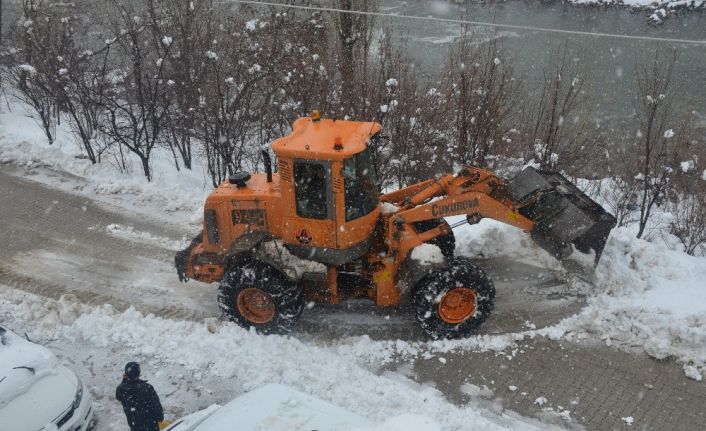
[[294, 161, 329, 219], [205, 209, 220, 244], [344, 148, 379, 221]]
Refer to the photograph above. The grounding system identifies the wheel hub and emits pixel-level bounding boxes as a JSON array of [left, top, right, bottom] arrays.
[[236, 287, 275, 324], [438, 287, 477, 324]]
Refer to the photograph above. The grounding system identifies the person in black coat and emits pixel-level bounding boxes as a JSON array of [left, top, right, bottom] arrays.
[[116, 362, 164, 431]]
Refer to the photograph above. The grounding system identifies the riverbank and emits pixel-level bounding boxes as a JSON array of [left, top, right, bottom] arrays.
[[568, 0, 705, 10]]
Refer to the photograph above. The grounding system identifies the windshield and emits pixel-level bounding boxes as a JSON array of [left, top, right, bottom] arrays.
[[343, 147, 379, 221]]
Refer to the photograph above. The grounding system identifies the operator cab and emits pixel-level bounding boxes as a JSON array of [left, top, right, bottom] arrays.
[[272, 114, 381, 265]]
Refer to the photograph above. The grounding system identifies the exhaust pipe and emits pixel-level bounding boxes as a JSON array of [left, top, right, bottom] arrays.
[[262, 150, 273, 183]]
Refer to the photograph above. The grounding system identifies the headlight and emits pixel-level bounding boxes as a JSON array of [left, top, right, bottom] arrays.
[[73, 382, 83, 410]]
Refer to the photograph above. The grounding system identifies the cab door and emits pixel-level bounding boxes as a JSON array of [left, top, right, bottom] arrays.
[[281, 159, 337, 256]]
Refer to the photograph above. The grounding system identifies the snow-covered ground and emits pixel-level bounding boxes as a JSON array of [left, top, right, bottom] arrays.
[[1, 103, 705, 430]]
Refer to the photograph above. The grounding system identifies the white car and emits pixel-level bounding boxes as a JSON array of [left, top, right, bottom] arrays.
[[0, 325, 94, 431], [165, 383, 372, 431]]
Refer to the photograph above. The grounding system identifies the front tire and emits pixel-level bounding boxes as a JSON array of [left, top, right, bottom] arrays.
[[218, 261, 303, 334], [413, 257, 495, 339]]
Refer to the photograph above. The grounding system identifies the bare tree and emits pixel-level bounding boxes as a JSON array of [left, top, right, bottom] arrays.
[[670, 189, 706, 256], [154, 0, 219, 171], [4, 0, 76, 145], [97, 0, 173, 181], [631, 51, 680, 239], [519, 45, 595, 173], [438, 35, 518, 167]]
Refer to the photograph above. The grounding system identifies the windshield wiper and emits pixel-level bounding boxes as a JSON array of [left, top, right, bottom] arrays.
[[13, 366, 36, 375]]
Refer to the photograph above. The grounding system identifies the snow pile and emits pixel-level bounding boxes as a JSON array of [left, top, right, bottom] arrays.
[[452, 217, 562, 271], [558, 227, 706, 379], [450, 218, 706, 380], [0, 290, 555, 431]]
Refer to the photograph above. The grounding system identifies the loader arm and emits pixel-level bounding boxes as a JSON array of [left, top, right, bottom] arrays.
[[382, 167, 535, 264], [380, 166, 616, 266]]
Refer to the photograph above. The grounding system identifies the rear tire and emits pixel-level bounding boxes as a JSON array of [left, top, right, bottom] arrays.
[[414, 219, 456, 260], [218, 261, 303, 334], [413, 257, 495, 339]]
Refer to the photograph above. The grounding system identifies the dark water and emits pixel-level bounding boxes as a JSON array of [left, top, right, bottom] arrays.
[[379, 0, 706, 130]]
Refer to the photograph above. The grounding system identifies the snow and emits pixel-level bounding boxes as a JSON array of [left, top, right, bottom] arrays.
[[380, 202, 399, 214], [621, 416, 634, 425], [0, 290, 557, 431], [410, 243, 445, 265], [0, 327, 59, 408], [245, 19, 259, 32], [162, 36, 173, 47], [17, 64, 37, 75], [176, 383, 372, 430], [105, 224, 189, 251], [534, 396, 548, 406], [664, 129, 675, 138], [570, 0, 704, 9], [680, 160, 695, 173]]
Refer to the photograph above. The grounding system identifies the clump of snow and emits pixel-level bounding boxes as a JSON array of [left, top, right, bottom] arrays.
[[621, 416, 634, 425], [257, 240, 326, 279], [162, 36, 173, 47], [17, 64, 37, 75], [385, 78, 398, 88], [380, 202, 398, 214], [105, 224, 189, 251], [534, 396, 547, 406], [680, 160, 695, 173], [205, 50, 218, 60], [410, 244, 445, 265], [683, 365, 703, 381], [245, 19, 259, 32]]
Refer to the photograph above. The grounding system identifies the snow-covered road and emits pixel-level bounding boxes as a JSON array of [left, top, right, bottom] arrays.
[[1, 165, 705, 430]]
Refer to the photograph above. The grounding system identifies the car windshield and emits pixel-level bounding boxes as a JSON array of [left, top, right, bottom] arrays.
[[343, 147, 379, 221]]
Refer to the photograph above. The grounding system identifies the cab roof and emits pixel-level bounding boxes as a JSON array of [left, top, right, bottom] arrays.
[[271, 117, 381, 161]]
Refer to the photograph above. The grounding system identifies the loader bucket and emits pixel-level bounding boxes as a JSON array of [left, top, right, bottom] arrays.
[[507, 167, 616, 263]]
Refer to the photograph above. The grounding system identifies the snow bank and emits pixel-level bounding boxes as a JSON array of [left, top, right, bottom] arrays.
[[0, 289, 555, 431], [0, 106, 209, 230], [450, 217, 706, 380], [569, 0, 704, 10]]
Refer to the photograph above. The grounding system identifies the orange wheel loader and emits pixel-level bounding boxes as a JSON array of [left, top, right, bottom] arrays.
[[175, 114, 616, 339]]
